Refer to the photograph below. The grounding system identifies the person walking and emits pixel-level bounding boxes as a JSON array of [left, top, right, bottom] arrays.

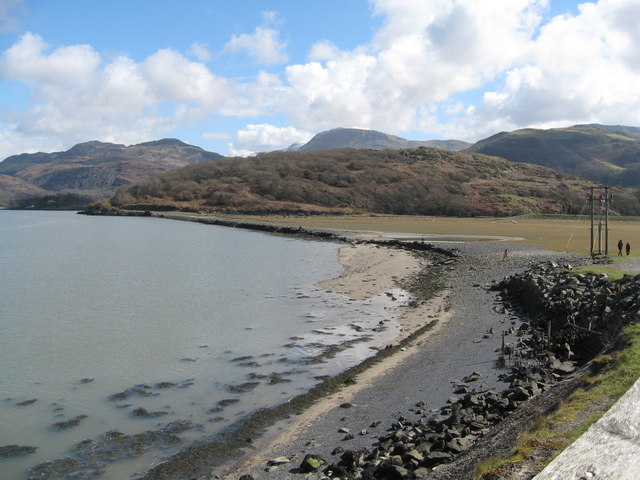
[[626, 242, 631, 256], [618, 239, 624, 256]]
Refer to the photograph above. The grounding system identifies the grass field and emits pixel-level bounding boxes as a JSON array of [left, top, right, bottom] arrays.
[[214, 214, 640, 255]]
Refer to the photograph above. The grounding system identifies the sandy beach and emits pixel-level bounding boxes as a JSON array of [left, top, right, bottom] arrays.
[[216, 243, 452, 478], [209, 237, 584, 480]]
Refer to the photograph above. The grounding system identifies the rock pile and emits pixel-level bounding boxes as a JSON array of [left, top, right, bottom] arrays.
[[315, 362, 575, 479], [495, 262, 640, 361], [260, 262, 640, 480]]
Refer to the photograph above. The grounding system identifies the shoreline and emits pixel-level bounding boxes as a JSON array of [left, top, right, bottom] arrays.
[[112, 212, 587, 480], [188, 227, 586, 480], [140, 215, 459, 480], [215, 244, 453, 478]]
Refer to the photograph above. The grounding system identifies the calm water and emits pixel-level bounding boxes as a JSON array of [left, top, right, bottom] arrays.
[[0, 211, 409, 479]]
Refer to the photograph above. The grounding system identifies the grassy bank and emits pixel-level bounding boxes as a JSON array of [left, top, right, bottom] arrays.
[[475, 321, 640, 479]]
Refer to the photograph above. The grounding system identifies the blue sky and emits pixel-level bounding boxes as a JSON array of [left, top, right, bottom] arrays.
[[0, 0, 639, 159]]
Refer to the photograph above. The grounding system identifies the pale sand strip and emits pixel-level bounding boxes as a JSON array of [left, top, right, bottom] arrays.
[[318, 243, 422, 301], [220, 243, 451, 477]]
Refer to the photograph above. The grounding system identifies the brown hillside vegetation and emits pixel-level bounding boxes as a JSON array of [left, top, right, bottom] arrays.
[[0, 174, 47, 207], [110, 147, 640, 217]]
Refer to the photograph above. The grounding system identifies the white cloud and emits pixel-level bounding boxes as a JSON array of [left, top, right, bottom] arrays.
[[1, 32, 100, 88], [142, 48, 231, 108], [223, 12, 288, 66], [0, 33, 252, 158], [274, 0, 551, 138], [455, 0, 640, 138], [189, 42, 212, 62], [273, 0, 640, 142], [228, 124, 312, 156], [224, 27, 288, 65], [2, 0, 640, 160], [308, 40, 340, 61]]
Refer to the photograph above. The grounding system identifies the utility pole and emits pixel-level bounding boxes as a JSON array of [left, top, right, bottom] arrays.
[[604, 186, 610, 256], [590, 186, 594, 257]]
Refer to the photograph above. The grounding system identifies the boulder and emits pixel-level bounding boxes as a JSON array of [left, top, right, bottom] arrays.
[[300, 453, 326, 472]]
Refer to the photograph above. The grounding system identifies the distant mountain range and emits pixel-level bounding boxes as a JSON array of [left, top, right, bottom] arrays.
[[0, 139, 222, 207], [291, 127, 471, 152], [2, 124, 640, 210], [465, 124, 640, 187]]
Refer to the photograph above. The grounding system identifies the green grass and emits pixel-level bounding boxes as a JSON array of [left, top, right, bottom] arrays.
[[475, 322, 640, 479], [571, 265, 630, 281], [594, 158, 625, 171]]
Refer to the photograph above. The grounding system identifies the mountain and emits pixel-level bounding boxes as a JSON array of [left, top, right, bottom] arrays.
[[107, 146, 640, 217], [0, 174, 47, 206], [465, 124, 640, 188], [0, 139, 222, 206], [295, 127, 470, 152]]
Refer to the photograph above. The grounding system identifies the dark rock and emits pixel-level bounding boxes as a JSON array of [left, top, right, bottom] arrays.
[[131, 407, 168, 418], [108, 385, 156, 401], [0, 444, 37, 457], [29, 457, 81, 478], [154, 381, 178, 388], [53, 415, 88, 430], [299, 453, 326, 472], [423, 450, 453, 467], [228, 382, 260, 393], [217, 398, 240, 407], [377, 463, 411, 479]]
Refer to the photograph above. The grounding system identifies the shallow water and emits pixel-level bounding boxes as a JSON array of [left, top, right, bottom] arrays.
[[0, 211, 409, 479]]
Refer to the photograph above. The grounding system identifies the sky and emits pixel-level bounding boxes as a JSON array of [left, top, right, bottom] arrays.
[[0, 0, 639, 160]]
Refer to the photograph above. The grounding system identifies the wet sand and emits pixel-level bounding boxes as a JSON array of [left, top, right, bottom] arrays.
[[213, 242, 452, 478], [213, 240, 583, 480]]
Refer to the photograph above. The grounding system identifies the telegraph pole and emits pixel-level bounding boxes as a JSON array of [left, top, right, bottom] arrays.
[[590, 187, 594, 257], [604, 186, 610, 255]]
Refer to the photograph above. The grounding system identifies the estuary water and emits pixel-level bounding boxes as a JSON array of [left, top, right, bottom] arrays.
[[0, 211, 409, 480]]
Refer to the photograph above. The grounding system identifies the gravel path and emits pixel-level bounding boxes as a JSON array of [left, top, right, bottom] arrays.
[[216, 242, 587, 480]]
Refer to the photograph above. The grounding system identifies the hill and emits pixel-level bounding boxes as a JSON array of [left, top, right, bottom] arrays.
[[0, 139, 222, 207], [465, 124, 640, 187], [0, 174, 47, 206], [295, 127, 470, 152], [107, 147, 640, 217]]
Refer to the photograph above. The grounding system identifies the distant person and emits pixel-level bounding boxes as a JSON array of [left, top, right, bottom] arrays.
[[503, 249, 509, 260], [626, 242, 631, 256], [618, 239, 624, 256]]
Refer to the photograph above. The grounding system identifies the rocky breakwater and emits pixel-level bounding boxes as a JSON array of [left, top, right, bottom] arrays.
[[496, 261, 640, 362], [255, 262, 640, 480]]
